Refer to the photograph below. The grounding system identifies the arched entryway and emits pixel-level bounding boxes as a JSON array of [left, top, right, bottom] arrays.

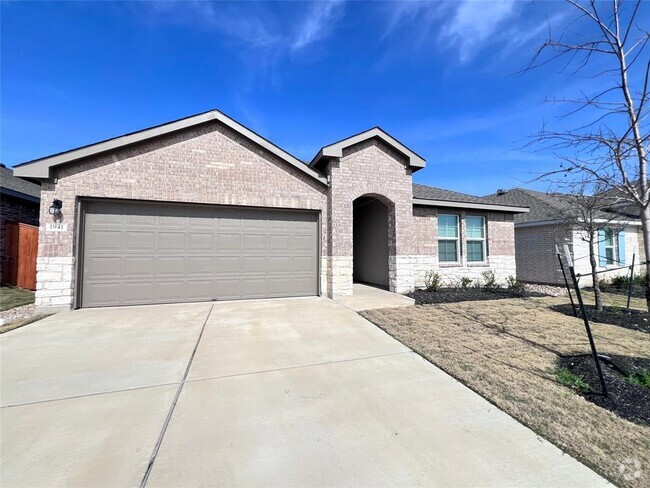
[[353, 195, 391, 288]]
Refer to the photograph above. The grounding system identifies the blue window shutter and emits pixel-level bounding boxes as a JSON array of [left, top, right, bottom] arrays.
[[598, 229, 607, 267], [618, 230, 626, 265]]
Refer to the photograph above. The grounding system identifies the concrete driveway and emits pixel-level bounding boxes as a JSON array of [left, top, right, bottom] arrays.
[[1, 297, 607, 487]]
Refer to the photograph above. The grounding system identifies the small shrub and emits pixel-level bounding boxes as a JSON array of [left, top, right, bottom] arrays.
[[425, 271, 442, 292], [633, 273, 648, 287], [506, 275, 524, 296], [481, 270, 499, 292], [626, 371, 650, 390], [608, 275, 629, 290], [459, 276, 473, 290], [556, 368, 591, 392]]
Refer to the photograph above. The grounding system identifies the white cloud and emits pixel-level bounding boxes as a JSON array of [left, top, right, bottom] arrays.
[[381, 0, 560, 64], [143, 1, 344, 54], [441, 0, 518, 63], [291, 1, 344, 52]]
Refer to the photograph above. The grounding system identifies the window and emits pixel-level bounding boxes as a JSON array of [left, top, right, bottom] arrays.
[[603, 228, 618, 265], [466, 216, 486, 262], [438, 214, 459, 262]]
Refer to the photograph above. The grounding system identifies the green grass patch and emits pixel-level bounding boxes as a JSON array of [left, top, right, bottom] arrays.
[[556, 368, 592, 392], [0, 285, 35, 311], [625, 371, 650, 390]]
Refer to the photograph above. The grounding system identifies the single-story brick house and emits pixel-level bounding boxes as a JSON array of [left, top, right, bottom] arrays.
[[14, 110, 528, 311], [1, 164, 41, 284], [489, 188, 643, 287]]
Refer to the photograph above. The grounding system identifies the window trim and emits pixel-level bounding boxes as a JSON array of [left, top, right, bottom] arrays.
[[438, 213, 460, 264], [603, 227, 619, 266], [466, 215, 487, 263]]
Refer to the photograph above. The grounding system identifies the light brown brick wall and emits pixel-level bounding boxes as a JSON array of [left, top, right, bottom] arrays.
[[34, 122, 520, 308], [514, 224, 571, 284], [411, 206, 517, 286], [36, 121, 328, 309], [326, 139, 415, 295]]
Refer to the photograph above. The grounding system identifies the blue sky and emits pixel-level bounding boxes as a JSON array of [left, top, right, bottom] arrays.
[[2, 1, 646, 195]]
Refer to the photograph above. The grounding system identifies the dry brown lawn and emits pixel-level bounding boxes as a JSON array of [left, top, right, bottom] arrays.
[[362, 297, 650, 488]]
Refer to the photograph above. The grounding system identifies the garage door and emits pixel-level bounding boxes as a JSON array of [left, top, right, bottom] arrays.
[[80, 200, 319, 307]]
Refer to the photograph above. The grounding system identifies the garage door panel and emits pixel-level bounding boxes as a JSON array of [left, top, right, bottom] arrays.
[[83, 282, 121, 307], [123, 256, 155, 277], [268, 277, 292, 295], [215, 256, 241, 274], [90, 231, 122, 252], [268, 256, 290, 272], [243, 256, 267, 274], [215, 278, 243, 299], [241, 278, 267, 297], [158, 206, 189, 227], [244, 234, 267, 251], [293, 256, 316, 273], [82, 201, 318, 307], [217, 233, 242, 251], [125, 231, 155, 251], [186, 256, 214, 275], [269, 218, 292, 230], [188, 233, 213, 251], [85, 256, 122, 279], [158, 232, 186, 251], [122, 281, 156, 304], [125, 209, 157, 226], [292, 277, 316, 295], [185, 280, 214, 300], [157, 256, 186, 275], [269, 235, 291, 252], [243, 214, 268, 229], [157, 281, 187, 301], [294, 234, 316, 252]]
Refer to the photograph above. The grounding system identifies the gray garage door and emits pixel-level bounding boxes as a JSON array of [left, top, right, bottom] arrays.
[[80, 200, 319, 308]]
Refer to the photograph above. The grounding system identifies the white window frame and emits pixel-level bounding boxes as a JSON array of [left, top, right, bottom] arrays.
[[603, 228, 619, 266], [466, 215, 486, 263], [438, 214, 460, 263]]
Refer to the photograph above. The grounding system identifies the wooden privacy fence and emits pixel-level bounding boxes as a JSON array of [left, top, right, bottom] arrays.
[[2, 221, 38, 290]]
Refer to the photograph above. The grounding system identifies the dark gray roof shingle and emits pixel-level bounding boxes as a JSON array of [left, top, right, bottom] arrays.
[[0, 165, 41, 199], [413, 183, 526, 209], [485, 188, 639, 224]]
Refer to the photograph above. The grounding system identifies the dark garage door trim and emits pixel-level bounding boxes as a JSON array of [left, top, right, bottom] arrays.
[[75, 198, 321, 308]]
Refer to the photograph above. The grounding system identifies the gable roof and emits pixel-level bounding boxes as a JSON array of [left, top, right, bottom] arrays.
[[13, 109, 328, 184], [486, 188, 640, 224], [413, 183, 529, 213], [310, 127, 426, 172], [0, 165, 41, 202]]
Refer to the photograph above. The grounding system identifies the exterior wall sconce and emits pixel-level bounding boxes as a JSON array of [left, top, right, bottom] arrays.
[[49, 199, 63, 221]]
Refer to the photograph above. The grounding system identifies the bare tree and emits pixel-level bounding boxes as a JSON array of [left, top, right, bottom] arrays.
[[525, 0, 650, 308], [554, 180, 626, 311]]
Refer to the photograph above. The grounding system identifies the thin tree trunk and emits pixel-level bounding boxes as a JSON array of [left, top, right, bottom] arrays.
[[590, 231, 603, 311], [641, 206, 650, 310]]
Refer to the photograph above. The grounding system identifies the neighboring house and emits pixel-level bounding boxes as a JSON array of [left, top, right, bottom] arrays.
[[13, 109, 528, 312], [0, 164, 41, 284], [489, 188, 643, 287]]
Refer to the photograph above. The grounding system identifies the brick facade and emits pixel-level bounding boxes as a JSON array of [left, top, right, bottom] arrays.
[[515, 223, 643, 287], [30, 119, 519, 311], [411, 207, 517, 287]]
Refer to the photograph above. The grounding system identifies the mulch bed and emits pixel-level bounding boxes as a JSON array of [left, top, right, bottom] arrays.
[[551, 303, 650, 334], [408, 288, 544, 305], [592, 285, 646, 299], [558, 354, 650, 425]]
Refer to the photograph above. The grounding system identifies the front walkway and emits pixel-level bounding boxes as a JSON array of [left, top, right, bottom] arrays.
[[1, 297, 607, 487], [335, 282, 415, 311]]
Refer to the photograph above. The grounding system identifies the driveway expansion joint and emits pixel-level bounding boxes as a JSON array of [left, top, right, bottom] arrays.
[[0, 380, 182, 409], [185, 349, 414, 385], [139, 304, 214, 488]]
